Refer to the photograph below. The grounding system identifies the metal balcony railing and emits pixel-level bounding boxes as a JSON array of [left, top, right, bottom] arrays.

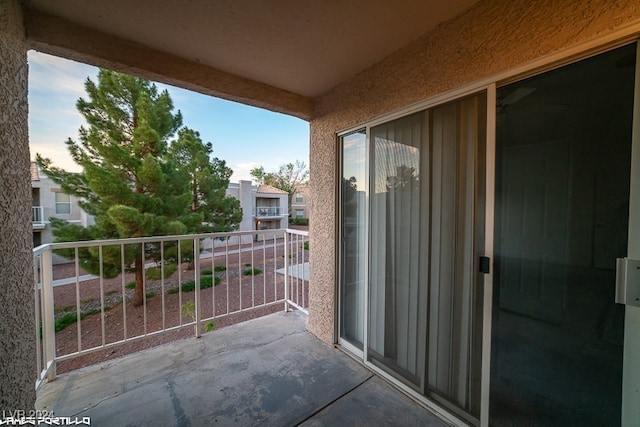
[[254, 207, 286, 217], [33, 229, 309, 390], [32, 206, 44, 224], [283, 229, 309, 315]]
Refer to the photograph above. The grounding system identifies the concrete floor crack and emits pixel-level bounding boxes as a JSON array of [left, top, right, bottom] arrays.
[[294, 374, 375, 426]]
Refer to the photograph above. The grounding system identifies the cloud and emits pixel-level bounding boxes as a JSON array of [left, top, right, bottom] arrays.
[[230, 162, 261, 182], [28, 51, 96, 165], [31, 145, 81, 172], [28, 51, 97, 96]]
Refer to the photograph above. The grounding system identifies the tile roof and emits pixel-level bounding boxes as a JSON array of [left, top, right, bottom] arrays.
[[256, 184, 287, 194], [30, 162, 40, 181]]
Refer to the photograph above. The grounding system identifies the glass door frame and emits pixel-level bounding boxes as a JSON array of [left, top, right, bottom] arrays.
[[479, 83, 496, 427], [622, 41, 640, 426], [337, 85, 494, 427]]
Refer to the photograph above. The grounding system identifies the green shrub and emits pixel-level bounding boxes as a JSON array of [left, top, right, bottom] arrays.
[[125, 281, 136, 289], [181, 301, 195, 321], [55, 313, 78, 332], [146, 291, 156, 299], [200, 276, 214, 289], [179, 281, 196, 293], [289, 217, 309, 226], [55, 305, 113, 332], [303, 241, 309, 251], [201, 269, 212, 275], [146, 263, 178, 280], [168, 276, 221, 294], [214, 265, 226, 272], [205, 321, 216, 332], [243, 267, 262, 276]]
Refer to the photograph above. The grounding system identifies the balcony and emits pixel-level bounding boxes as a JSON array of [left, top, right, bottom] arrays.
[[32, 205, 45, 229], [35, 312, 446, 426], [33, 229, 309, 387], [33, 228, 445, 424], [253, 206, 287, 218]]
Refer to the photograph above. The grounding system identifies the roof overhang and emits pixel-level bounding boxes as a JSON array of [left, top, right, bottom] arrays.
[[23, 0, 479, 120]]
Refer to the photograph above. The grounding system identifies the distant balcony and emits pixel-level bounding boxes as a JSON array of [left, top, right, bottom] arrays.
[[254, 206, 287, 218], [32, 206, 45, 229]]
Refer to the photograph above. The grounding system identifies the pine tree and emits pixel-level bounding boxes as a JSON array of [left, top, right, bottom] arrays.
[[170, 128, 242, 232], [37, 70, 240, 306]]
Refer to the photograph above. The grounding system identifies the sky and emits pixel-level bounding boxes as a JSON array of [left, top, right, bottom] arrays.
[[28, 51, 310, 182]]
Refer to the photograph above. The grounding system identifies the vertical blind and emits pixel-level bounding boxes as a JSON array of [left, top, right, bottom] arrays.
[[367, 93, 485, 417], [370, 112, 426, 385]]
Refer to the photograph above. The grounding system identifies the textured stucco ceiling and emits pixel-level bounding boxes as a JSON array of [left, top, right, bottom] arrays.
[[27, 0, 479, 98]]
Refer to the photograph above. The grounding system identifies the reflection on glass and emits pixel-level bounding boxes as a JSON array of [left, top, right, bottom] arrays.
[[340, 130, 366, 348]]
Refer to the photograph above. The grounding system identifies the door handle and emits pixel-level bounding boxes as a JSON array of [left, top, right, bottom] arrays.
[[479, 256, 491, 274], [616, 258, 640, 306]]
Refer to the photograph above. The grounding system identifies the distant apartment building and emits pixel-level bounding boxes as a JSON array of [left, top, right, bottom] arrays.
[[290, 184, 310, 219], [31, 164, 288, 252], [31, 162, 93, 262], [226, 180, 289, 232]]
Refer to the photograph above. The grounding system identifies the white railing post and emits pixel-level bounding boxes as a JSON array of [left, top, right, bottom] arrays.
[[41, 248, 56, 381], [193, 238, 201, 338], [284, 230, 290, 312], [33, 255, 42, 383]]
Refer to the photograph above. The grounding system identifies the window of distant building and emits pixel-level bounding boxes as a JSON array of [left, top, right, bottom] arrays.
[[296, 193, 303, 203], [55, 192, 71, 214], [296, 209, 304, 217]]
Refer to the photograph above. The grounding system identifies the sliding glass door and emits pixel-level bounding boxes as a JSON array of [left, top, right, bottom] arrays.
[[340, 41, 640, 426], [491, 43, 637, 426], [340, 92, 487, 423]]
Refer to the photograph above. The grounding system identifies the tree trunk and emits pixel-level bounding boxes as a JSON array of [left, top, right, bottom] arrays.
[[192, 176, 198, 212], [132, 256, 144, 307]]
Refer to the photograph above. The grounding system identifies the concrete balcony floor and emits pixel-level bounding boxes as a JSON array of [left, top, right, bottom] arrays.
[[36, 312, 447, 426]]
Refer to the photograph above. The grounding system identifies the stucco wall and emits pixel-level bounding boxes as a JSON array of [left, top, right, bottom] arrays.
[[0, 0, 37, 411], [307, 0, 640, 344]]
